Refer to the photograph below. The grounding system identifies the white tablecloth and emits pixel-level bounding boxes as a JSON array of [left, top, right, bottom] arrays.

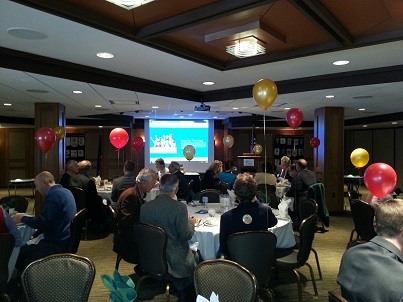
[[8, 224, 35, 281], [275, 185, 290, 198], [188, 205, 296, 260], [97, 189, 112, 204]]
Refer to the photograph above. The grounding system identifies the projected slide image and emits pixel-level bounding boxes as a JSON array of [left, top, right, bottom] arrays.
[[148, 120, 209, 162]]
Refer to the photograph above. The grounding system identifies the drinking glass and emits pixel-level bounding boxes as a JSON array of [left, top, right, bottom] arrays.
[[202, 196, 208, 208]]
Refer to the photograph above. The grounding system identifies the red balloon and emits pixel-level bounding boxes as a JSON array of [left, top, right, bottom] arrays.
[[286, 108, 304, 129], [310, 137, 320, 148], [364, 163, 397, 198], [109, 128, 129, 149], [130, 136, 144, 152], [35, 127, 56, 153]]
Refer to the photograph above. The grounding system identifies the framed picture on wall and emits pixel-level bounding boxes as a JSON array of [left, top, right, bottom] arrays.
[[273, 135, 304, 165], [66, 134, 85, 162]]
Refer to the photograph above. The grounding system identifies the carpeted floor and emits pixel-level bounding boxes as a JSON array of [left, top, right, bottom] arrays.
[[2, 187, 366, 302]]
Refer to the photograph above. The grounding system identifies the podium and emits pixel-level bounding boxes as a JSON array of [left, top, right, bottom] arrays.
[[237, 154, 260, 173]]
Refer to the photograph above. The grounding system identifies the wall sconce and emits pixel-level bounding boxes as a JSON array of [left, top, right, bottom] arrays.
[[226, 36, 266, 58], [105, 0, 155, 10]]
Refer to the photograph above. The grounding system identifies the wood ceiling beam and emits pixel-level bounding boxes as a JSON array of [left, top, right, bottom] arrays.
[[288, 0, 353, 46], [135, 0, 275, 39]]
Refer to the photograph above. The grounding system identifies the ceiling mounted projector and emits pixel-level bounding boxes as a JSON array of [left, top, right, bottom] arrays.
[[194, 103, 211, 112]]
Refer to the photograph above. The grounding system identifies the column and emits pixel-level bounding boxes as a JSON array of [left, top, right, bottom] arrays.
[[314, 107, 344, 213]]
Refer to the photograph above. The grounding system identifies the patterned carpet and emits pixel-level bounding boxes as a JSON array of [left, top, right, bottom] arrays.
[[2, 188, 363, 302]]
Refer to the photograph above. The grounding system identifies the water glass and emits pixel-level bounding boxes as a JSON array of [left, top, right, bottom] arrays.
[[208, 209, 216, 218], [202, 196, 208, 208]]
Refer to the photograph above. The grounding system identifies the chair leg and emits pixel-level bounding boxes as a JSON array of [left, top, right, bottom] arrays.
[[304, 263, 318, 297], [292, 269, 303, 302], [311, 248, 322, 280], [115, 254, 122, 271], [165, 283, 171, 302], [136, 275, 151, 293]]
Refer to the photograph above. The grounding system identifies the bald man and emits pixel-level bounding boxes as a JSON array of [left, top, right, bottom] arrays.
[[13, 171, 76, 271]]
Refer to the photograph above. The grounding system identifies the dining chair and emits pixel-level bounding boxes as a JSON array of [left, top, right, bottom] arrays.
[[348, 199, 376, 247], [200, 189, 222, 203], [0, 234, 15, 297], [0, 196, 28, 213], [275, 214, 319, 302], [218, 181, 232, 194], [328, 290, 349, 302], [68, 208, 87, 254], [227, 231, 277, 301], [108, 205, 137, 271], [68, 187, 86, 211], [294, 198, 322, 279], [257, 183, 276, 194], [194, 259, 258, 302], [257, 190, 279, 209], [133, 223, 179, 302], [0, 293, 12, 302], [307, 183, 329, 232], [22, 253, 95, 302]]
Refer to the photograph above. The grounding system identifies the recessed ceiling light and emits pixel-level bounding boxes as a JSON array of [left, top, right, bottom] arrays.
[[363, 125, 368, 128], [213, 116, 218, 119], [151, 106, 159, 109], [73, 90, 83, 94], [96, 52, 114, 59], [333, 60, 350, 66], [145, 115, 149, 118], [179, 116, 184, 118], [98, 126, 103, 128], [392, 122, 398, 125], [7, 27, 47, 40], [359, 108, 366, 111], [326, 95, 334, 98], [95, 105, 102, 108], [284, 107, 290, 110], [4, 103, 11, 106], [233, 107, 239, 110], [203, 81, 215, 86]]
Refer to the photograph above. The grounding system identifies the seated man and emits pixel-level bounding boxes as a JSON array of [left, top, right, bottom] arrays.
[[155, 158, 169, 180], [219, 173, 277, 257], [111, 160, 136, 204], [59, 160, 79, 188], [115, 168, 158, 267], [168, 161, 188, 201], [254, 161, 277, 186], [13, 171, 76, 271], [337, 199, 403, 301], [140, 174, 197, 302]]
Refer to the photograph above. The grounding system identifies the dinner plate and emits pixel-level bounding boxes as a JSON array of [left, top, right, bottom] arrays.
[[203, 222, 218, 227]]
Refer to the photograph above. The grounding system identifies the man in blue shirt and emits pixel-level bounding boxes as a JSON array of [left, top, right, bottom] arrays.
[[13, 171, 76, 271]]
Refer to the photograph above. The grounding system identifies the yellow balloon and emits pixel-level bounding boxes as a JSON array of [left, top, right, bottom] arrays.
[[252, 79, 278, 110], [53, 126, 65, 141], [223, 135, 234, 148], [350, 148, 369, 168], [253, 144, 263, 155], [183, 145, 195, 161]]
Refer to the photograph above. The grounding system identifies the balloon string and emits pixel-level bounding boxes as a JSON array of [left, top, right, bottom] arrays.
[[264, 113, 268, 203], [44, 153, 47, 170]]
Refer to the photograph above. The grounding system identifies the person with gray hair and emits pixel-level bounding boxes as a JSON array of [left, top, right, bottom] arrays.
[[13, 171, 76, 271], [275, 156, 292, 182], [115, 168, 158, 270], [140, 174, 197, 301], [59, 160, 79, 188], [168, 161, 189, 201], [337, 199, 403, 301]]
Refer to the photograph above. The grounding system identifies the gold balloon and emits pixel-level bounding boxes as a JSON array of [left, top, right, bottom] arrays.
[[252, 79, 278, 110], [350, 148, 369, 168], [53, 126, 65, 141], [223, 135, 234, 148], [253, 144, 263, 155], [183, 145, 195, 161]]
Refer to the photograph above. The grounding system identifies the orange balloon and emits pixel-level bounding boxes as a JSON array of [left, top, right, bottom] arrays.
[[252, 79, 278, 110], [253, 144, 262, 155]]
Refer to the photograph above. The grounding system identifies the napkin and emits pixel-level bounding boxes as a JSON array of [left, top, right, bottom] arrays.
[[278, 202, 288, 218], [227, 190, 236, 203], [196, 292, 220, 302], [26, 233, 44, 245], [101, 270, 137, 302]]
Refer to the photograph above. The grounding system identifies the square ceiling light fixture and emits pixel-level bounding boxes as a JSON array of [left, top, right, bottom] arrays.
[[226, 36, 266, 58], [106, 0, 155, 10]]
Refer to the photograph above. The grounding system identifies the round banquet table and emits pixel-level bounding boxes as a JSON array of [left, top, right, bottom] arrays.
[[187, 204, 296, 260]]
